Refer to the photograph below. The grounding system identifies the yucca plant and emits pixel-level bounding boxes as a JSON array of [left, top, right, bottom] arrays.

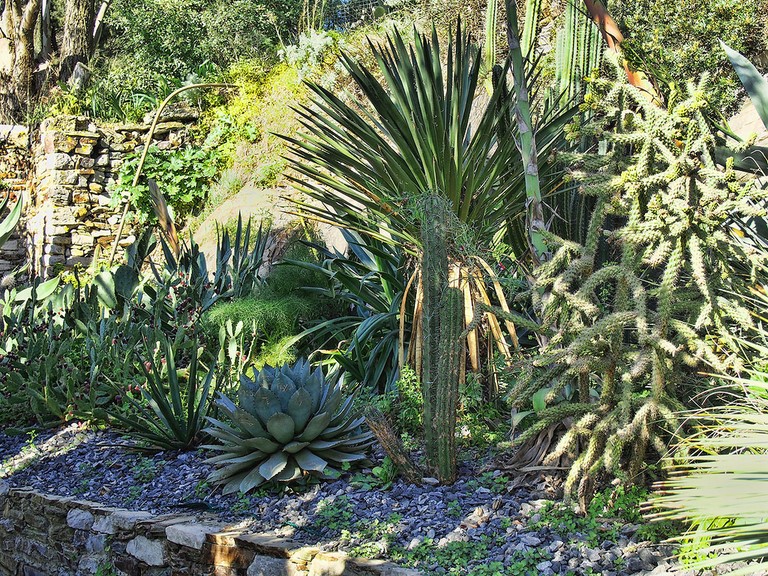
[[204, 358, 374, 494], [285, 23, 576, 393]]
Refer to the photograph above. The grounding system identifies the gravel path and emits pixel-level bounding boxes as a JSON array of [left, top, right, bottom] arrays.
[[0, 423, 705, 575]]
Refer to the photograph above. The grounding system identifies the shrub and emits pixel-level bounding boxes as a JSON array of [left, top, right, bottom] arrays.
[[611, 0, 768, 112], [110, 144, 223, 225]]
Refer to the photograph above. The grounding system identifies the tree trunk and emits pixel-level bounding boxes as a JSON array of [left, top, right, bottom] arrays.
[[0, 0, 42, 122], [60, 0, 93, 83]]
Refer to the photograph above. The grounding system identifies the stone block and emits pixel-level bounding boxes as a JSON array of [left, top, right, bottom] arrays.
[[75, 144, 94, 155], [307, 553, 345, 576], [66, 508, 94, 530], [126, 536, 165, 567], [0, 125, 30, 148], [95, 153, 110, 167], [92, 510, 154, 534], [41, 153, 74, 170], [166, 523, 223, 551], [89, 182, 104, 193], [46, 185, 73, 205], [247, 556, 300, 576]]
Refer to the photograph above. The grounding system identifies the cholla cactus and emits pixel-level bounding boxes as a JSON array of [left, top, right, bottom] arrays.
[[204, 359, 373, 494], [510, 54, 768, 503]]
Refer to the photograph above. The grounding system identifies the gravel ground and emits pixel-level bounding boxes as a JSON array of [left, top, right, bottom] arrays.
[[0, 423, 722, 575]]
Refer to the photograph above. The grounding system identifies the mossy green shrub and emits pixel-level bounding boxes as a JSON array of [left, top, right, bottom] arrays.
[[201, 61, 308, 186], [203, 226, 339, 367], [611, 0, 768, 112]]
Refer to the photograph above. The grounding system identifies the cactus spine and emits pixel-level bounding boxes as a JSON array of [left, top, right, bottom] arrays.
[[420, 195, 464, 484]]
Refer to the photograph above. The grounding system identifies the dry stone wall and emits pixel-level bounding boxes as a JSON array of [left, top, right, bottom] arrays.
[[27, 114, 193, 278], [0, 482, 419, 576], [0, 112, 196, 279]]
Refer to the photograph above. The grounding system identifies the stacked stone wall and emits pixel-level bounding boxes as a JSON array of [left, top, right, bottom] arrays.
[[0, 483, 418, 576], [0, 112, 196, 279]]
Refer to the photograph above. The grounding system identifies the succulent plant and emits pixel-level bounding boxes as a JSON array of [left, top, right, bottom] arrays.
[[203, 359, 374, 494]]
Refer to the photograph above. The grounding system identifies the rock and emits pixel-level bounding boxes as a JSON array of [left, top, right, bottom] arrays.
[[308, 552, 345, 576], [126, 536, 165, 566], [66, 509, 94, 530], [166, 523, 219, 550], [247, 556, 299, 576]]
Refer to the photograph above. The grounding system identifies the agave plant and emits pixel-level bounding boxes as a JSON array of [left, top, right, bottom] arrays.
[[204, 359, 374, 494]]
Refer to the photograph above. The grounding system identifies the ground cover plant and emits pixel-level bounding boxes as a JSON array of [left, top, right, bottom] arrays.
[[0, 0, 767, 574]]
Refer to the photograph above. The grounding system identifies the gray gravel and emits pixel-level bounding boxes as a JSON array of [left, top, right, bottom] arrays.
[[0, 423, 706, 575]]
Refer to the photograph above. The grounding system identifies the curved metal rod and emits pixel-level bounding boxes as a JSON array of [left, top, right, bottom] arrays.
[[107, 82, 235, 266]]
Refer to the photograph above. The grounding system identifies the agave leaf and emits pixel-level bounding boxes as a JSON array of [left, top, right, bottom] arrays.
[[266, 412, 296, 444], [274, 459, 303, 482], [231, 406, 267, 437], [721, 41, 768, 131], [222, 473, 249, 495], [322, 416, 367, 439], [207, 460, 255, 483], [283, 440, 310, 454], [304, 369, 324, 412], [320, 388, 344, 419], [203, 424, 245, 445], [287, 388, 313, 431], [250, 388, 282, 426], [323, 449, 368, 463], [272, 372, 298, 410], [297, 411, 332, 442], [309, 433, 371, 450], [239, 467, 266, 493], [242, 436, 281, 453], [259, 451, 289, 481], [294, 449, 328, 472], [215, 452, 266, 466]]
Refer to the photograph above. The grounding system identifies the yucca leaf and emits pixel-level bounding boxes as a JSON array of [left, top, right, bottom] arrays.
[[721, 41, 768, 131]]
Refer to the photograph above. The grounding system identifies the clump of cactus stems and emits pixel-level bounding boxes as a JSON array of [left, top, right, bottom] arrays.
[[509, 55, 768, 504], [420, 195, 466, 484], [203, 359, 374, 494]]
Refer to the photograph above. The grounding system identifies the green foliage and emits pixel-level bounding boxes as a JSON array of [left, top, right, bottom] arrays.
[[611, 0, 768, 112], [651, 372, 768, 574], [98, 0, 302, 102], [350, 456, 397, 490], [511, 57, 768, 501], [131, 457, 165, 483], [99, 331, 217, 450], [291, 230, 410, 394], [279, 30, 341, 79], [111, 144, 223, 225], [203, 359, 374, 493], [531, 484, 679, 547]]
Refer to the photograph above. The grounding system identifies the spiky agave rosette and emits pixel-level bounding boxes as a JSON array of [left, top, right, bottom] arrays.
[[203, 359, 374, 494]]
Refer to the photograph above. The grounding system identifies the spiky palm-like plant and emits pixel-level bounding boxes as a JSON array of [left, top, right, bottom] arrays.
[[650, 373, 768, 575], [204, 359, 373, 493], [509, 56, 768, 502]]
